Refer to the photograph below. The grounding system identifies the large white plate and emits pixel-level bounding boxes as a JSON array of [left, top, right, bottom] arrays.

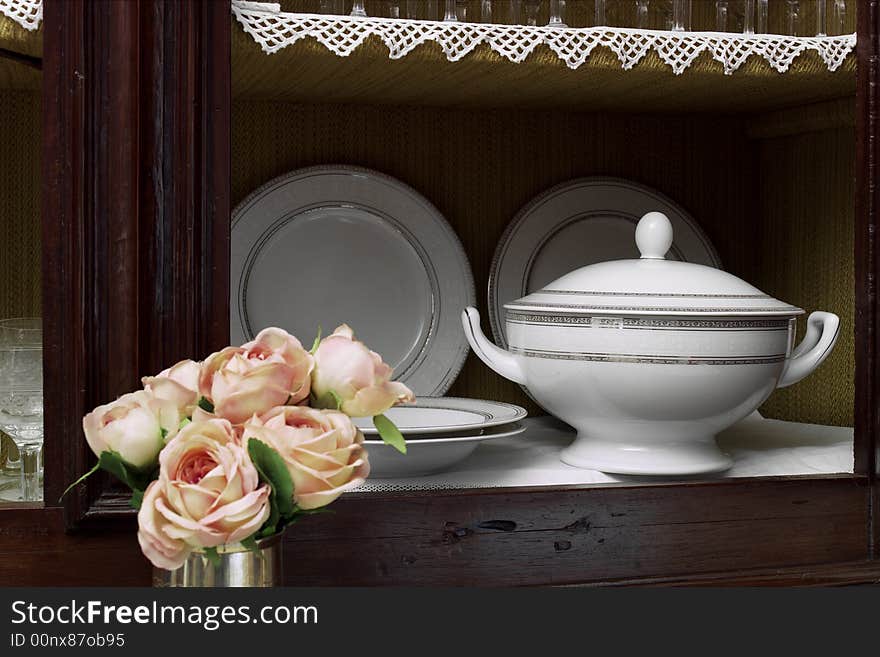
[[488, 177, 722, 347], [231, 166, 475, 396], [353, 397, 527, 436], [364, 422, 526, 478]]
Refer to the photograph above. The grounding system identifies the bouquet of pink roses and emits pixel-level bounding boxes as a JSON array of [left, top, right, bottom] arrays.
[[65, 325, 413, 570]]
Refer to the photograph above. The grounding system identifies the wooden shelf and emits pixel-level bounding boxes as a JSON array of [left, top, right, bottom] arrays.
[[232, 25, 855, 113]]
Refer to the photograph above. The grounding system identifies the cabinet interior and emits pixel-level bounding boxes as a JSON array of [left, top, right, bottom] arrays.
[[231, 36, 856, 431]]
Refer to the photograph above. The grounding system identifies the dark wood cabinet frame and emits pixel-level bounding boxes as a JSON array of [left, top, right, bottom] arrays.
[[1, 0, 878, 586]]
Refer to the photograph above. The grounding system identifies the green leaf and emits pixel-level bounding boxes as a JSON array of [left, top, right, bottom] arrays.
[[97, 450, 155, 493], [248, 438, 295, 526], [203, 546, 221, 567], [310, 326, 322, 354], [129, 488, 144, 510], [373, 414, 407, 454], [311, 390, 342, 411], [198, 397, 214, 413], [59, 459, 100, 502], [240, 534, 259, 553], [179, 417, 191, 429], [160, 427, 168, 440]]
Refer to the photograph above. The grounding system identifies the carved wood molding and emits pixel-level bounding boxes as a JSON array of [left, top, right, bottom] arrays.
[[41, 0, 230, 527]]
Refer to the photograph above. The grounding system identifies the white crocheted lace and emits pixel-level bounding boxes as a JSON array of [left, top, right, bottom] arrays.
[[0, 0, 41, 31], [232, 2, 855, 76]]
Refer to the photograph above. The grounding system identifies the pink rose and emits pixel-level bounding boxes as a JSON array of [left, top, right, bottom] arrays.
[[244, 406, 369, 510], [311, 325, 414, 417], [137, 418, 271, 570], [199, 328, 314, 424], [82, 390, 181, 470], [142, 359, 201, 415]]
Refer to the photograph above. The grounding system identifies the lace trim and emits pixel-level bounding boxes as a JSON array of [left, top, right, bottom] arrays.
[[0, 0, 41, 31], [231, 2, 856, 76]]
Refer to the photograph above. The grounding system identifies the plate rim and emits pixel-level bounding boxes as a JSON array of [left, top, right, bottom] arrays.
[[358, 396, 528, 435], [487, 176, 723, 348], [363, 420, 526, 446], [231, 164, 476, 397]]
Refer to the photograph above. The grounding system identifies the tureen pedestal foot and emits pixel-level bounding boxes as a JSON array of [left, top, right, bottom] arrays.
[[560, 432, 733, 476]]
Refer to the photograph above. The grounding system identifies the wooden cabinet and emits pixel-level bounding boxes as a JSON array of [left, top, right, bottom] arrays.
[[0, 0, 877, 586]]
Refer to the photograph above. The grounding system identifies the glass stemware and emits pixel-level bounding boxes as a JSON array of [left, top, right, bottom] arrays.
[[407, 0, 438, 19], [481, 0, 493, 22], [444, 0, 457, 21], [524, 0, 540, 26], [636, 1, 650, 29], [350, 0, 367, 17], [816, 0, 826, 36], [595, 0, 606, 26], [786, 0, 800, 35], [716, 1, 729, 31], [671, 0, 689, 31], [549, 0, 566, 27], [743, 0, 755, 34], [0, 318, 43, 502], [756, 0, 768, 33], [319, 0, 345, 14], [831, 0, 846, 35]]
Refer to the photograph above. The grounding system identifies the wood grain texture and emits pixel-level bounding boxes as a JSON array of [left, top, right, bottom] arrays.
[[38, 0, 231, 525], [281, 477, 869, 586], [855, 0, 880, 545]]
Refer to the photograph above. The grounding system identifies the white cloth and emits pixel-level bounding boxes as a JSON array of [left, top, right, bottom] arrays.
[[0, 0, 41, 31], [355, 413, 853, 492], [230, 3, 856, 75]]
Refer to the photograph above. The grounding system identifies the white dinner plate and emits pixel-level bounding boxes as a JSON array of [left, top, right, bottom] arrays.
[[488, 177, 722, 347], [231, 166, 475, 396], [354, 397, 527, 436], [364, 421, 526, 478]]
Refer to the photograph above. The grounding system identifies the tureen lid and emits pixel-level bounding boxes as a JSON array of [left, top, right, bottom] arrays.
[[504, 212, 803, 317]]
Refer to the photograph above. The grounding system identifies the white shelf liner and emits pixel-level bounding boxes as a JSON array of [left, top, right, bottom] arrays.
[[231, 2, 855, 75], [355, 413, 854, 492], [0, 0, 41, 31]]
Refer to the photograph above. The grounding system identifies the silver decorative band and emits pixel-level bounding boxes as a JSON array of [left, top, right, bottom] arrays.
[[508, 300, 796, 314], [509, 346, 786, 365], [539, 289, 771, 299], [506, 312, 791, 330]]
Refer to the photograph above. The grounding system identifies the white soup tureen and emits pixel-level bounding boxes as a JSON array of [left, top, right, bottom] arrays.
[[462, 212, 839, 475]]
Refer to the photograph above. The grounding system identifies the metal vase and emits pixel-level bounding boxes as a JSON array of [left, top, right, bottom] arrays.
[[152, 533, 283, 588]]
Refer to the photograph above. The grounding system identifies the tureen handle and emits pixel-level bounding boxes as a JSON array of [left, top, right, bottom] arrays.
[[461, 307, 527, 385], [777, 311, 840, 388]]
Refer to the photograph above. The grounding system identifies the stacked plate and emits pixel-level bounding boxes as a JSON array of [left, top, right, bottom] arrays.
[[231, 166, 527, 478], [354, 398, 527, 477]]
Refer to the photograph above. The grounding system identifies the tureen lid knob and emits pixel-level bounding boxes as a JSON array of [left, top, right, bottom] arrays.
[[635, 211, 673, 260]]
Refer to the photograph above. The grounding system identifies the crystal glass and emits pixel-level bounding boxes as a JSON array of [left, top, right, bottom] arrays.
[[742, 0, 755, 34], [671, 0, 689, 31], [350, 0, 367, 17], [831, 0, 846, 35], [455, 0, 468, 20], [716, 0, 729, 31], [319, 0, 346, 14], [444, 0, 457, 21], [387, 1, 401, 18], [0, 318, 43, 502], [594, 0, 606, 26], [508, 0, 522, 24], [549, 0, 566, 26], [524, 0, 540, 26], [816, 0, 826, 35], [786, 0, 800, 35], [756, 0, 767, 33], [636, 1, 650, 29], [407, 0, 438, 19], [481, 0, 493, 22]]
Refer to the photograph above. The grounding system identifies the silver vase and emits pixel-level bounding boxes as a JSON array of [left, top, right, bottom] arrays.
[[152, 533, 283, 587]]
